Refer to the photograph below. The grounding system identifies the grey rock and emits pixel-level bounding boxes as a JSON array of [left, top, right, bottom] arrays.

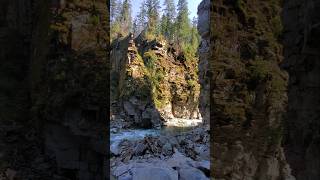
[[179, 168, 209, 180], [162, 142, 173, 155], [134, 143, 146, 156], [123, 101, 136, 116], [132, 167, 178, 180]]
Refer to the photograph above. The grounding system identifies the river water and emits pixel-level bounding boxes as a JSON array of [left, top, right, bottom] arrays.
[[110, 118, 203, 154]]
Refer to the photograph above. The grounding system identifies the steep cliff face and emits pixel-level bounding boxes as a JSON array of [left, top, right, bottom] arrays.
[[282, 0, 320, 179], [110, 34, 201, 128], [0, 1, 50, 179], [44, 0, 108, 179], [197, 0, 211, 125], [211, 0, 294, 179], [1, 0, 109, 179]]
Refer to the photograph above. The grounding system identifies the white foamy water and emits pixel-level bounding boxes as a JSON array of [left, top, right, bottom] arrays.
[[110, 118, 203, 155], [110, 129, 160, 144], [110, 129, 160, 155], [164, 118, 203, 127]]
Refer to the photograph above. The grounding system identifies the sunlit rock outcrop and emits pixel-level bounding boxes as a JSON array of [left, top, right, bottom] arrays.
[[110, 33, 201, 129]]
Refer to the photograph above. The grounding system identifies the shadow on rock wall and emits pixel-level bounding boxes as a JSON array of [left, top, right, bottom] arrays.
[[282, 0, 320, 179]]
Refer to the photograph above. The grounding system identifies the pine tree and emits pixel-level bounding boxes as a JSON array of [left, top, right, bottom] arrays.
[[160, 14, 169, 37], [176, 0, 191, 46], [145, 0, 161, 37], [162, 0, 176, 40], [110, 0, 123, 41], [136, 0, 147, 35], [110, 0, 121, 23], [133, 17, 138, 36], [190, 16, 200, 53], [119, 0, 132, 33]]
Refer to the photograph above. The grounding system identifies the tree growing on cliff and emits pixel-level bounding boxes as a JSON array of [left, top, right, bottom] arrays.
[[135, 0, 147, 36], [176, 0, 191, 45], [189, 16, 200, 53], [162, 0, 176, 41], [110, 0, 121, 23], [145, 0, 161, 37], [119, 0, 132, 32], [110, 0, 133, 41]]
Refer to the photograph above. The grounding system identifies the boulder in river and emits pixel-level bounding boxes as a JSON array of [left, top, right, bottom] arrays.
[[179, 167, 209, 180], [132, 167, 178, 180]]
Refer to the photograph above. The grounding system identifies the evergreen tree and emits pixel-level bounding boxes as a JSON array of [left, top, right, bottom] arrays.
[[110, 0, 121, 23], [176, 0, 191, 45], [110, 0, 123, 41], [133, 17, 138, 36], [160, 14, 169, 37], [119, 0, 132, 33], [162, 0, 176, 40], [145, 0, 161, 36], [190, 16, 200, 53], [136, 0, 147, 35]]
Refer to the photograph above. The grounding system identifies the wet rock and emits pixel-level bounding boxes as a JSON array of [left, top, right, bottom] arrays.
[[194, 160, 210, 176], [166, 150, 196, 168], [132, 167, 178, 180], [179, 168, 209, 180], [123, 101, 136, 116], [134, 143, 147, 156], [110, 142, 121, 156], [162, 142, 173, 156]]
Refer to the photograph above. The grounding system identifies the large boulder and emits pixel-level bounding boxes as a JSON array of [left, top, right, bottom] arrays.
[[132, 167, 178, 180], [179, 168, 209, 180]]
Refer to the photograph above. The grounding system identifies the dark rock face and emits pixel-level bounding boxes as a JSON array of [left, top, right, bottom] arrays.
[[43, 0, 108, 179], [1, 0, 108, 179], [282, 0, 320, 179], [0, 1, 50, 179], [197, 0, 210, 125], [210, 0, 294, 179]]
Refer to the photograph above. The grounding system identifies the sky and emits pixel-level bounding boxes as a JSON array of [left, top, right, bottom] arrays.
[[131, 0, 202, 21]]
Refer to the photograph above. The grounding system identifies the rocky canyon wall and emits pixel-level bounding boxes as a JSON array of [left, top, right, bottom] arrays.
[[197, 0, 211, 125], [1, 0, 109, 179], [282, 0, 320, 179], [110, 33, 201, 129], [43, 0, 109, 179], [0, 1, 50, 179], [211, 0, 294, 179]]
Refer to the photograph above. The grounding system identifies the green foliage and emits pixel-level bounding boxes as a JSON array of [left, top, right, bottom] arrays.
[[267, 126, 283, 145], [224, 104, 246, 122], [187, 79, 197, 88], [89, 14, 100, 25], [235, 0, 245, 9], [144, 51, 158, 70], [162, 0, 176, 40], [110, 0, 132, 42], [249, 60, 271, 82], [145, 0, 161, 35], [271, 16, 283, 39], [248, 59, 287, 101]]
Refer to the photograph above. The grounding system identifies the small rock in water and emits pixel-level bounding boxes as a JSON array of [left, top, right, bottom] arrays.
[[134, 143, 146, 156], [162, 142, 173, 156]]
